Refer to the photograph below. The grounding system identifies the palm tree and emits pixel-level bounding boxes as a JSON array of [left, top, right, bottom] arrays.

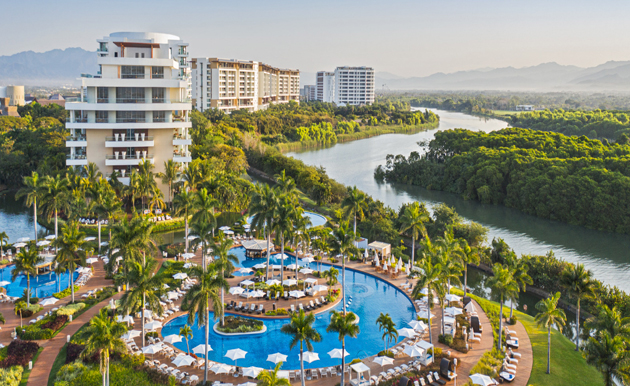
[[322, 267, 339, 288], [503, 252, 533, 319], [585, 305, 630, 339], [179, 324, 193, 355], [173, 190, 194, 253], [327, 310, 360, 386], [17, 171, 44, 241], [257, 362, 291, 386], [399, 202, 429, 267], [41, 175, 70, 244], [274, 170, 298, 197], [487, 263, 519, 351], [249, 184, 278, 280], [82, 309, 128, 386], [329, 221, 356, 314], [158, 160, 179, 210], [191, 188, 218, 236], [109, 217, 146, 289], [12, 247, 44, 304], [127, 168, 141, 212], [14, 301, 27, 327], [119, 259, 165, 347], [341, 186, 367, 235], [190, 221, 214, 273], [281, 309, 322, 386], [583, 330, 630, 386], [411, 242, 442, 346], [376, 313, 398, 354], [181, 265, 227, 384], [273, 195, 296, 282], [562, 263, 596, 351], [535, 292, 566, 375], [0, 231, 8, 259], [53, 222, 87, 303], [182, 161, 204, 192], [460, 241, 480, 297], [209, 234, 238, 326], [436, 227, 464, 294]]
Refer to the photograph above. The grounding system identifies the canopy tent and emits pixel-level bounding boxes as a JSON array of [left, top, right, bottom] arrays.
[[241, 239, 273, 258], [350, 362, 371, 383], [367, 241, 391, 258], [415, 340, 435, 365]]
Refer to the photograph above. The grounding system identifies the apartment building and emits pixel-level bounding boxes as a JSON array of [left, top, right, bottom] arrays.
[[334, 66, 375, 106], [301, 85, 317, 101], [191, 59, 299, 113], [65, 32, 192, 191], [316, 71, 335, 103]]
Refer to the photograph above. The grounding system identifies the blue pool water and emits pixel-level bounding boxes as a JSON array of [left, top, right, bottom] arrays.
[[247, 211, 327, 228], [162, 257, 416, 370], [0, 265, 78, 298]]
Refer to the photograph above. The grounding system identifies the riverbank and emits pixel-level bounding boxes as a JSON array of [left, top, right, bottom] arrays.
[[275, 121, 439, 153]]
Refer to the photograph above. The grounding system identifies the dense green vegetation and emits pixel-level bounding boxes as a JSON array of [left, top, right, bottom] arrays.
[[376, 127, 630, 234]]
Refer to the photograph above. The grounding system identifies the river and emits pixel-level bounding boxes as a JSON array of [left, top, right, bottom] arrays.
[[287, 108, 630, 294]]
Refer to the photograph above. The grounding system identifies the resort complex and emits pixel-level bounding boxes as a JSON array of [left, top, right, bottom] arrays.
[[314, 67, 375, 106]]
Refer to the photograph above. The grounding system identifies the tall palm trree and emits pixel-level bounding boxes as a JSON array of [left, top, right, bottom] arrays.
[[330, 221, 356, 314], [209, 234, 238, 326], [342, 186, 367, 236], [12, 247, 43, 305], [174, 190, 195, 253], [53, 222, 88, 303], [41, 175, 69, 246], [487, 263, 519, 351], [249, 184, 278, 280], [535, 292, 566, 375], [562, 263, 596, 351], [180, 324, 193, 355], [327, 310, 360, 386], [399, 202, 429, 267], [281, 309, 322, 386], [82, 309, 128, 386], [17, 171, 44, 241], [376, 312, 398, 354]]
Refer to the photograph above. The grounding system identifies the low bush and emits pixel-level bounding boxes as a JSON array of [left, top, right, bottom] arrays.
[[144, 365, 171, 384], [55, 362, 88, 383], [57, 303, 86, 316], [16, 325, 54, 340], [82, 287, 117, 307], [160, 243, 185, 258], [65, 344, 84, 364], [53, 286, 81, 299], [0, 259, 9, 266], [0, 340, 40, 367], [20, 304, 43, 318], [438, 334, 453, 346], [216, 316, 264, 333], [377, 350, 395, 358], [121, 353, 145, 369], [41, 314, 69, 331], [0, 365, 24, 386], [469, 348, 504, 377]]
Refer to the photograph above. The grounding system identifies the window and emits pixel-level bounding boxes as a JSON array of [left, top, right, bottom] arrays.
[[116, 111, 145, 123], [141, 53, 145, 58], [152, 88, 165, 103], [97, 87, 109, 103], [135, 53, 139, 58], [117, 87, 144, 103], [120, 66, 144, 79], [151, 67, 164, 79], [153, 111, 166, 122], [96, 111, 108, 123]]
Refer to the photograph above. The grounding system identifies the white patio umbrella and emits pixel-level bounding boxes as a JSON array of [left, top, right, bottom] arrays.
[[299, 351, 320, 363], [253, 263, 267, 269], [16, 237, 30, 243], [373, 356, 395, 367], [13, 243, 26, 248], [211, 363, 233, 375], [251, 290, 265, 298], [266, 279, 281, 286], [241, 367, 263, 378], [192, 344, 213, 355], [267, 353, 288, 364], [219, 226, 231, 231], [36, 240, 50, 247], [300, 268, 313, 275], [142, 310, 153, 319], [271, 264, 282, 270], [277, 253, 290, 259], [0, 281, 10, 286], [181, 253, 196, 260], [84, 236, 96, 241], [162, 283, 170, 289], [239, 267, 254, 274], [403, 345, 425, 357], [39, 297, 59, 306], [45, 235, 56, 240], [398, 328, 418, 338], [189, 375, 199, 383], [229, 287, 245, 295], [225, 348, 248, 365], [464, 301, 477, 313], [86, 257, 98, 264], [445, 294, 461, 303], [312, 285, 328, 293], [100, 241, 109, 247], [470, 373, 496, 386], [289, 290, 305, 298], [187, 235, 199, 241], [173, 273, 188, 280], [283, 279, 297, 286], [409, 320, 428, 332], [223, 230, 234, 235], [374, 256, 380, 265], [117, 315, 134, 324], [301, 257, 314, 264], [238, 382, 258, 386], [286, 264, 298, 270], [183, 263, 195, 269], [145, 321, 162, 330], [166, 291, 179, 300], [142, 344, 163, 355], [444, 307, 463, 316], [328, 348, 349, 358], [172, 354, 196, 367], [163, 334, 183, 344], [122, 330, 141, 340]]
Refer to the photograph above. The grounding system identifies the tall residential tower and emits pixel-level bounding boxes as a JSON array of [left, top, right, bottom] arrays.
[[65, 32, 192, 189], [314, 66, 375, 106]]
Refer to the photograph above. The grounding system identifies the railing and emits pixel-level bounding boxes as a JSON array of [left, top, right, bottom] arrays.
[[105, 136, 153, 142], [91, 98, 191, 104], [173, 152, 191, 158], [121, 74, 145, 79], [97, 98, 109, 103], [66, 118, 88, 123], [66, 136, 86, 141], [115, 98, 146, 103], [153, 117, 167, 122], [151, 74, 164, 79], [96, 118, 109, 123], [67, 155, 87, 160], [116, 118, 146, 123], [172, 117, 189, 122], [106, 153, 154, 160]]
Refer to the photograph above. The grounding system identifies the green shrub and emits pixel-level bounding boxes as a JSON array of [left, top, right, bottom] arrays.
[[56, 362, 88, 383], [438, 334, 453, 345], [17, 324, 54, 340], [216, 316, 264, 334], [0, 259, 9, 266], [57, 303, 86, 316], [53, 286, 81, 299], [121, 353, 145, 369], [0, 365, 23, 386]]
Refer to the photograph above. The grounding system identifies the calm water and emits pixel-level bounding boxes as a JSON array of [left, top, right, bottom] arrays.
[[0, 265, 78, 298], [287, 108, 630, 293], [162, 259, 416, 370]]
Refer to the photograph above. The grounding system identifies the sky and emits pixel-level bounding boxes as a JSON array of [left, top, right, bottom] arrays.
[[3, 0, 630, 79]]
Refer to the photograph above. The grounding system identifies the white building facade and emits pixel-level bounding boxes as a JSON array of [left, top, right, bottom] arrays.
[[316, 71, 335, 103], [65, 32, 192, 189], [333, 66, 375, 106]]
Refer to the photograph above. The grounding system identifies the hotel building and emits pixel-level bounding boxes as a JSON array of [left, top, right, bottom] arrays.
[[191, 59, 299, 113], [65, 32, 192, 189], [314, 66, 375, 106], [316, 71, 335, 103]]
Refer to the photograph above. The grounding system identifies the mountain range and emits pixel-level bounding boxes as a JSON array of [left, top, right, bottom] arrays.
[[2, 47, 630, 91]]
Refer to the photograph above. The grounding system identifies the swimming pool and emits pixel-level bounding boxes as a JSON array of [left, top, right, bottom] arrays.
[[162, 258, 416, 370], [0, 265, 78, 298], [247, 211, 327, 229]]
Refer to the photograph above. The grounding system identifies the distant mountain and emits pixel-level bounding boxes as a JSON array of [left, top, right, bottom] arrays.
[[376, 71, 403, 80], [379, 61, 630, 91], [0, 48, 96, 86]]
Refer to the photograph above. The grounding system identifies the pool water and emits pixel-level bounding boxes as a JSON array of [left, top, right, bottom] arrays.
[[162, 256, 416, 370], [247, 211, 327, 228], [0, 265, 78, 298]]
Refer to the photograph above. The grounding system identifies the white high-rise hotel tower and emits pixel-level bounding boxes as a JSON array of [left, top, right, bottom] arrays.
[[65, 32, 192, 189]]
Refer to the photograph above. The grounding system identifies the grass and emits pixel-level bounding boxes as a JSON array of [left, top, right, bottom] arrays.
[[19, 347, 43, 386], [46, 343, 67, 386], [492, 110, 518, 116]]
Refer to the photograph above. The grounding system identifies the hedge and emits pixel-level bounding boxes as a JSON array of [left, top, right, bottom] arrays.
[[0, 365, 24, 386], [53, 286, 81, 299]]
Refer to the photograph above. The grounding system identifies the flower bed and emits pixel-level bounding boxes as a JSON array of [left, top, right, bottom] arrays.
[[53, 286, 81, 299], [0, 340, 40, 368], [57, 303, 86, 316], [0, 366, 23, 386], [215, 316, 263, 333]]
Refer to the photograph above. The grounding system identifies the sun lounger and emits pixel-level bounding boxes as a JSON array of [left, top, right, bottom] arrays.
[[500, 371, 515, 382]]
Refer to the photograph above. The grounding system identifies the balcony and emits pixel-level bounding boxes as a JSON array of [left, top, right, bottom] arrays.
[[173, 136, 192, 146], [105, 152, 154, 166], [105, 135, 154, 147], [172, 152, 192, 163], [66, 135, 87, 147], [66, 154, 88, 166], [116, 118, 146, 123]]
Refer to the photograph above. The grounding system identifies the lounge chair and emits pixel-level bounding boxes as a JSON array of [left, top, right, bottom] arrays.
[[500, 371, 516, 382], [249, 303, 256, 313], [471, 316, 483, 333], [314, 299, 322, 307], [321, 295, 328, 304], [426, 374, 441, 386], [290, 304, 296, 313], [299, 303, 305, 312], [309, 300, 316, 309]]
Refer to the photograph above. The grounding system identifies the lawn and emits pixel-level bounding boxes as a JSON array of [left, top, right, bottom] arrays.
[[519, 312, 604, 386]]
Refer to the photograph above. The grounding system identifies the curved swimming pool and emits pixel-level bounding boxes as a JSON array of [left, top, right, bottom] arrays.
[[247, 211, 327, 229], [162, 258, 416, 370], [0, 265, 78, 298]]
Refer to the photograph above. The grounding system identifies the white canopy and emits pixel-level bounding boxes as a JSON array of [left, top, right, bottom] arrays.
[[398, 328, 418, 338], [240, 280, 255, 286], [229, 287, 245, 295], [304, 278, 318, 284], [225, 348, 248, 361], [327, 348, 349, 358], [289, 290, 305, 298], [145, 321, 162, 330], [241, 367, 263, 378], [266, 279, 281, 286], [192, 344, 213, 355], [172, 354, 196, 367], [299, 351, 320, 363], [300, 268, 314, 275], [267, 353, 288, 364], [403, 345, 425, 357], [350, 362, 371, 375], [373, 356, 395, 367], [163, 334, 183, 344], [142, 344, 163, 355], [416, 340, 434, 350], [283, 279, 297, 286], [312, 285, 328, 292]]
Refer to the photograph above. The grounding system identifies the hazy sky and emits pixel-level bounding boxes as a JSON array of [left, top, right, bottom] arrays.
[[4, 0, 630, 78]]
